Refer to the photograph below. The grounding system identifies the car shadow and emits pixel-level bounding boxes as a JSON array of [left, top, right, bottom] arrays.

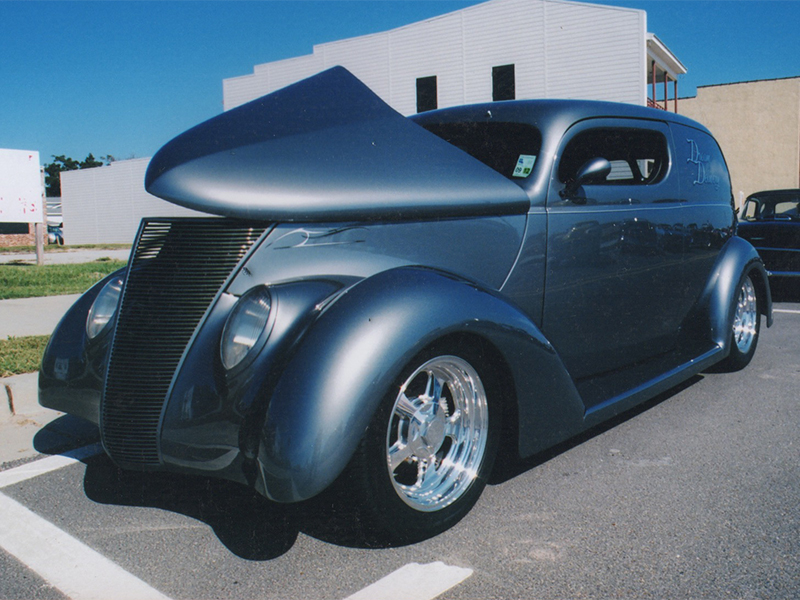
[[81, 454, 300, 560], [32, 374, 704, 556], [33, 414, 101, 457], [34, 416, 379, 556], [490, 374, 703, 484]]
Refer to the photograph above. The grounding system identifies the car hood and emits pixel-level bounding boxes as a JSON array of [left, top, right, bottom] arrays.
[[145, 67, 530, 222]]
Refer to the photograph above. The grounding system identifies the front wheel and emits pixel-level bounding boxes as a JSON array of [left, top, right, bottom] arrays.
[[718, 272, 760, 371], [344, 345, 500, 545]]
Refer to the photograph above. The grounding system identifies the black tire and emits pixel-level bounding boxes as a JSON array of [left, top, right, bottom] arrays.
[[341, 343, 501, 546], [718, 272, 760, 372]]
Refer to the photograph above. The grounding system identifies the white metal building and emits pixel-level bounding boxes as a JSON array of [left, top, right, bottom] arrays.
[[62, 0, 685, 245], [60, 159, 202, 245], [224, 0, 685, 114]]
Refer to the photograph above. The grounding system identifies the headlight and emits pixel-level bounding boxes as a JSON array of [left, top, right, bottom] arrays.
[[86, 276, 124, 339], [220, 286, 273, 371]]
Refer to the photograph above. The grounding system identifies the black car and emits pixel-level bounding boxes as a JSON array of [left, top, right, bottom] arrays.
[[737, 189, 800, 278], [40, 67, 772, 544]]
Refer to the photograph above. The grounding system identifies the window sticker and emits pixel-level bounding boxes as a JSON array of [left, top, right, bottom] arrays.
[[513, 154, 536, 178]]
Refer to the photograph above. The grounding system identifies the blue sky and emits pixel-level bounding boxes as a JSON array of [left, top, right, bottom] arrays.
[[2, 0, 799, 167]]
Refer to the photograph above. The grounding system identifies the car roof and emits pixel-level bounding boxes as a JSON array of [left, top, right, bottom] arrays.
[[410, 98, 711, 136], [747, 189, 800, 199]]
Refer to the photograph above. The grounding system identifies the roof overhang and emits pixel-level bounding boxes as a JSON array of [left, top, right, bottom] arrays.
[[647, 33, 687, 78]]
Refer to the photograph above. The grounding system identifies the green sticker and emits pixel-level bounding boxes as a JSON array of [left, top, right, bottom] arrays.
[[513, 155, 536, 178]]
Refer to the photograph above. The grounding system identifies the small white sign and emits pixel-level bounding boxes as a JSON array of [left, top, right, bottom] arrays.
[[513, 154, 536, 178], [0, 149, 44, 223]]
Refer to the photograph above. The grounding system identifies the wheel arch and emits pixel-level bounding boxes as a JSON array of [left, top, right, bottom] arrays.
[[254, 266, 583, 503], [685, 236, 773, 356]]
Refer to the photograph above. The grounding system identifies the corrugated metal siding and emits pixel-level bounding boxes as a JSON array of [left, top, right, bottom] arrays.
[[223, 0, 647, 114], [387, 13, 467, 114], [544, 1, 645, 104], [461, 0, 547, 104], [60, 159, 203, 245], [320, 34, 392, 102]]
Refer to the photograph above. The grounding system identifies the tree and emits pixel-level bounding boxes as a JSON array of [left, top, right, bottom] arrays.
[[80, 153, 103, 169], [44, 153, 106, 197]]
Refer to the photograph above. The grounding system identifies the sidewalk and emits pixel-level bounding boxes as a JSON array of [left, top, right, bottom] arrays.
[[0, 248, 130, 265], [0, 294, 81, 338]]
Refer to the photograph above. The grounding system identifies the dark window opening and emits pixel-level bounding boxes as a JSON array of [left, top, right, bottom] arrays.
[[421, 121, 542, 186], [558, 128, 668, 186], [492, 64, 515, 102], [416, 76, 438, 113], [742, 192, 800, 221], [0, 223, 30, 234]]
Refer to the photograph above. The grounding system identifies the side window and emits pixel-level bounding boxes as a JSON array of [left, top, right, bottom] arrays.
[[741, 199, 759, 221], [774, 201, 799, 220], [558, 127, 668, 185]]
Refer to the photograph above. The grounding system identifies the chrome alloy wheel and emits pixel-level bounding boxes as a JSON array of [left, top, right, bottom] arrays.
[[385, 355, 489, 512], [733, 276, 758, 354]]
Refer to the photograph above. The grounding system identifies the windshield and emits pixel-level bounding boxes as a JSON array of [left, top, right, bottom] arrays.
[[421, 122, 542, 187]]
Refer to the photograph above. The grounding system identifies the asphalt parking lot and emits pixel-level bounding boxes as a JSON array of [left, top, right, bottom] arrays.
[[1, 289, 798, 599]]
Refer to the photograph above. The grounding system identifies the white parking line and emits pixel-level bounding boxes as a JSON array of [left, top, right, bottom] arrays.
[[0, 443, 103, 489], [774, 308, 800, 314], [342, 562, 473, 600], [0, 491, 172, 600], [1, 446, 472, 600]]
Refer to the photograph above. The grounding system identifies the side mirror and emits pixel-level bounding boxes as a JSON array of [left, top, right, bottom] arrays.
[[559, 157, 612, 200]]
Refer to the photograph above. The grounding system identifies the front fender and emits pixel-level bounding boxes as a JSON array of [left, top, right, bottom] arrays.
[[39, 268, 128, 423], [256, 266, 584, 503]]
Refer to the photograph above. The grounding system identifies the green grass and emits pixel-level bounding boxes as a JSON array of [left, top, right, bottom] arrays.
[[0, 259, 127, 300], [0, 335, 50, 377]]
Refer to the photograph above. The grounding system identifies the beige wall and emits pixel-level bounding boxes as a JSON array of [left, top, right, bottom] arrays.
[[680, 77, 800, 208]]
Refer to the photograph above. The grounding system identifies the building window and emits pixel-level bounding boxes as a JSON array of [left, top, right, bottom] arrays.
[[416, 76, 438, 113], [492, 64, 515, 102], [0, 223, 30, 234]]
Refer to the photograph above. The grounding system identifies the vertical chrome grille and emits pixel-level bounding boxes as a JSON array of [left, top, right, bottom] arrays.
[[101, 218, 267, 468]]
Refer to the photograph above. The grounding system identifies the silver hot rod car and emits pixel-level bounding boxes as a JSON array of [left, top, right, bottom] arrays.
[[40, 67, 771, 543]]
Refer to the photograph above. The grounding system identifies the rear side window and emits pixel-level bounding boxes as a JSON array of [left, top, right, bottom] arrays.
[[558, 128, 668, 185], [743, 193, 800, 221], [422, 121, 542, 185]]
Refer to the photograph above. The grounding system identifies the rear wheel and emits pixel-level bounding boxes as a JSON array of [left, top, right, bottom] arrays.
[[346, 344, 500, 545], [719, 272, 760, 371]]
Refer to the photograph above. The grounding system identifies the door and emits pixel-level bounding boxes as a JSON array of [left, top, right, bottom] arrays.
[[542, 118, 685, 386]]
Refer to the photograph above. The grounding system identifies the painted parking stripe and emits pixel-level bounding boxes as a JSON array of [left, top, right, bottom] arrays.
[[774, 308, 800, 314], [1, 449, 469, 600], [0, 443, 103, 489], [343, 562, 473, 600], [0, 491, 172, 600]]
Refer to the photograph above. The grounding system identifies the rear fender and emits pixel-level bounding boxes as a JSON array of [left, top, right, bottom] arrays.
[[256, 266, 583, 502], [686, 236, 772, 354]]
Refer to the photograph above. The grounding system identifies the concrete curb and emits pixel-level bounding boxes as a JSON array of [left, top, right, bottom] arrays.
[[2, 373, 41, 420], [0, 372, 73, 465]]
